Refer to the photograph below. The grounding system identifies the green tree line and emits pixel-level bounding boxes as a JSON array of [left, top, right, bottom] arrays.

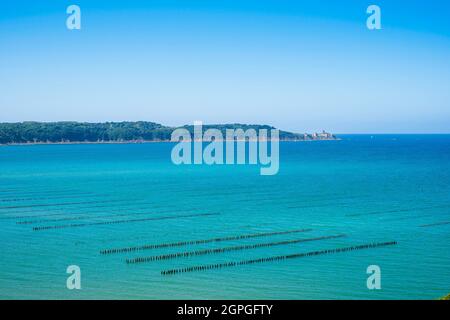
[[0, 121, 333, 144]]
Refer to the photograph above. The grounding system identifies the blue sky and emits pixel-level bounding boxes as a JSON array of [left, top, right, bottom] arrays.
[[1, 0, 449, 133]]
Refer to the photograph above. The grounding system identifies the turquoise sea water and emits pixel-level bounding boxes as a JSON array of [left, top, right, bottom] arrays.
[[0, 135, 449, 300]]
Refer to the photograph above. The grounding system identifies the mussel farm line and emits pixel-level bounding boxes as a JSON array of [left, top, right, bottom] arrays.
[[419, 221, 450, 228], [3, 201, 160, 220], [32, 212, 220, 231], [161, 241, 398, 275], [0, 193, 106, 203], [126, 234, 346, 264], [346, 204, 450, 217], [17, 207, 199, 225], [100, 229, 313, 255], [0, 189, 94, 197], [0, 198, 138, 212], [0, 208, 113, 221]]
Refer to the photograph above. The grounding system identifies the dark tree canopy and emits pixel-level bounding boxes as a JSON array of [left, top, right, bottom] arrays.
[[0, 121, 335, 144]]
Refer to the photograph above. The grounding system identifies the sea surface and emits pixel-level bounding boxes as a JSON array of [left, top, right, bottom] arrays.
[[0, 135, 449, 299]]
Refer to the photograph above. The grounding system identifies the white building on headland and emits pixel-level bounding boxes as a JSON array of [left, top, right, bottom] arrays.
[[317, 130, 333, 139]]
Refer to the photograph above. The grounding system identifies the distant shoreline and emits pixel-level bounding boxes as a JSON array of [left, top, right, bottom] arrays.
[[0, 137, 341, 147], [0, 121, 339, 145]]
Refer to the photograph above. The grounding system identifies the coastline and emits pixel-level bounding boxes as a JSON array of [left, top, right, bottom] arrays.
[[0, 122, 339, 146], [0, 138, 341, 147], [0, 138, 342, 147]]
